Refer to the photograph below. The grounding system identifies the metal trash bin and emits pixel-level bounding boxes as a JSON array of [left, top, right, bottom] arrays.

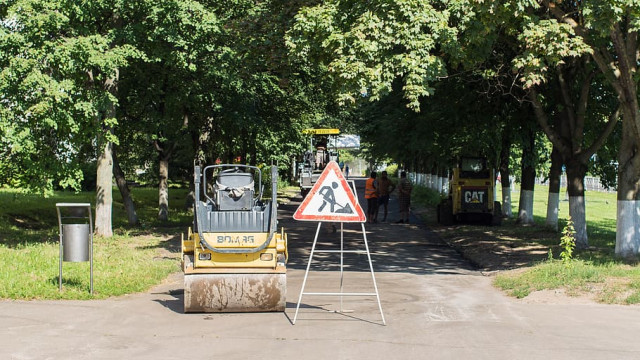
[[56, 203, 93, 294], [62, 224, 91, 262]]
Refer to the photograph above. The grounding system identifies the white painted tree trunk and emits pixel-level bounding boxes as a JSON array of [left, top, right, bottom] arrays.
[[95, 141, 113, 237], [517, 190, 534, 224], [569, 196, 587, 248], [158, 158, 169, 221], [546, 192, 559, 231], [614, 113, 640, 258], [615, 200, 640, 257], [502, 185, 512, 218]]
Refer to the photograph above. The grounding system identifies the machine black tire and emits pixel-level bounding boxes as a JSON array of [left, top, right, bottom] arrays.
[[438, 199, 454, 226], [491, 201, 503, 226]]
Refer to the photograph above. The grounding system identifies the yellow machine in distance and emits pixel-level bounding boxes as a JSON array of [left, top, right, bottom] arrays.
[[437, 157, 502, 226], [297, 128, 341, 197], [182, 164, 288, 312], [302, 128, 340, 135]]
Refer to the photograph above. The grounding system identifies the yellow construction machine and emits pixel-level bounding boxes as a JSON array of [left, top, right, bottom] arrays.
[[182, 164, 288, 312], [297, 128, 341, 197], [437, 157, 502, 226]]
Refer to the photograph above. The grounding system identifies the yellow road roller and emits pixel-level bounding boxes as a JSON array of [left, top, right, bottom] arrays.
[[182, 164, 288, 312]]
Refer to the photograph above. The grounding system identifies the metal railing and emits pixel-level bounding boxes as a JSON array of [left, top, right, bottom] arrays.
[[534, 175, 615, 193], [407, 172, 448, 194], [406, 172, 614, 194]]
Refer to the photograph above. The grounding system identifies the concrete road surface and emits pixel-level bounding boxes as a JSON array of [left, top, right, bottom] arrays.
[[2, 177, 640, 360]]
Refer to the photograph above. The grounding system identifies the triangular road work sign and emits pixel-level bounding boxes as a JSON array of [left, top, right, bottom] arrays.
[[293, 161, 366, 222]]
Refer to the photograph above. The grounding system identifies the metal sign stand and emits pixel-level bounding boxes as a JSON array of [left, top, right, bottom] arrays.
[[56, 203, 93, 294], [292, 220, 385, 325]]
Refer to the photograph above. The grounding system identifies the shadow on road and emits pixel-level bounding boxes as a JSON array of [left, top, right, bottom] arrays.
[[280, 177, 478, 276]]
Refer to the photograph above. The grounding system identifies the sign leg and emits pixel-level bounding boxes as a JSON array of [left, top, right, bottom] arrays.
[[59, 232, 63, 291], [361, 222, 386, 325], [339, 222, 344, 312], [293, 222, 323, 324]]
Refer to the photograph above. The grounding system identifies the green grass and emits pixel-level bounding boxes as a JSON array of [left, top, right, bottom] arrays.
[[493, 260, 604, 298], [489, 184, 617, 251], [494, 259, 640, 304], [412, 185, 443, 207], [0, 234, 179, 299], [505, 186, 618, 249], [0, 187, 190, 300], [0, 181, 297, 300], [493, 186, 640, 304]]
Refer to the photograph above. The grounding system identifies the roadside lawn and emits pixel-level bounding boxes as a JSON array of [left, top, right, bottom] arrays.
[[414, 184, 640, 305], [0, 187, 189, 299], [0, 184, 300, 300]]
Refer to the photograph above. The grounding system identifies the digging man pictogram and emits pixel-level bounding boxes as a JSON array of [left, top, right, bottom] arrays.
[[318, 182, 354, 214]]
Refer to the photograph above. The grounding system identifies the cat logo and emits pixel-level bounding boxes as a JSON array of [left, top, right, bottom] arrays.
[[464, 190, 485, 204]]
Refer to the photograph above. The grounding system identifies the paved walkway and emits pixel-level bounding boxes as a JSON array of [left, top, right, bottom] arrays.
[[2, 177, 640, 359]]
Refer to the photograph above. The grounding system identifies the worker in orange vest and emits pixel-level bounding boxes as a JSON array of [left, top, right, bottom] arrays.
[[365, 171, 379, 223]]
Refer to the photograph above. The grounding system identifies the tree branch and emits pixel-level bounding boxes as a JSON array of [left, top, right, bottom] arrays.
[[583, 106, 621, 160], [153, 139, 163, 153], [611, 24, 640, 140], [611, 24, 635, 94], [575, 69, 595, 148], [624, 9, 638, 72], [542, 0, 585, 37], [590, 47, 625, 96], [541, 1, 623, 95], [556, 66, 576, 137], [528, 88, 569, 154]]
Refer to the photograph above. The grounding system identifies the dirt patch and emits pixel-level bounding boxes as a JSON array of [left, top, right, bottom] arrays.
[[517, 288, 600, 304], [130, 231, 182, 259], [431, 225, 551, 272]]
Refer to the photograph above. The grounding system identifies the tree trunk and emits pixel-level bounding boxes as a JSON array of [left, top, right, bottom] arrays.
[[185, 130, 201, 211], [158, 155, 170, 222], [113, 145, 138, 225], [499, 132, 512, 218], [545, 146, 562, 230], [611, 29, 640, 257], [250, 131, 257, 166], [153, 136, 175, 223], [517, 129, 536, 225], [615, 110, 640, 258], [565, 158, 589, 248], [290, 155, 297, 184], [95, 137, 114, 237], [241, 128, 248, 165], [437, 167, 445, 194], [517, 167, 536, 225]]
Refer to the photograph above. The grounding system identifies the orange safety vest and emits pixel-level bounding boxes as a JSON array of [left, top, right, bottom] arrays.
[[365, 178, 378, 199]]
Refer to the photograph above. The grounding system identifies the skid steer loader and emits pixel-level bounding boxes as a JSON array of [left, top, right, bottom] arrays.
[[437, 157, 502, 226], [182, 164, 288, 312]]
